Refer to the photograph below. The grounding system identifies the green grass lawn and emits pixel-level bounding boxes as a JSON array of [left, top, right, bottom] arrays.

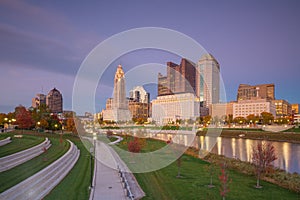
[[113, 136, 300, 200], [44, 135, 93, 200], [284, 127, 300, 133], [0, 134, 69, 192], [0, 132, 93, 200], [0, 133, 45, 157]]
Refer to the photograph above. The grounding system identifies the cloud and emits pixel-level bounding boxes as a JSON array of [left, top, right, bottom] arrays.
[[0, 23, 80, 76], [0, 0, 102, 77]]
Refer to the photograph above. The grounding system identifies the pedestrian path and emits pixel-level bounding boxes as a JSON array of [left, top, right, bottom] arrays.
[[90, 140, 128, 200]]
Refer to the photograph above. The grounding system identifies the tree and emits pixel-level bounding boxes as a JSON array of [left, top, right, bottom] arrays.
[[219, 162, 231, 200], [47, 114, 61, 132], [225, 114, 233, 128], [205, 161, 217, 188], [0, 113, 7, 126], [203, 115, 212, 126], [39, 119, 49, 129], [66, 117, 77, 133], [260, 112, 274, 125], [15, 105, 34, 131], [246, 114, 259, 126], [128, 137, 141, 153], [176, 155, 183, 178], [233, 116, 246, 124], [31, 104, 51, 123], [252, 141, 277, 188], [274, 117, 288, 125]]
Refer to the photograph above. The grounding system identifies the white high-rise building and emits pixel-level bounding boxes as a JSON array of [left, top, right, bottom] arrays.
[[102, 65, 131, 122], [151, 93, 200, 124], [197, 54, 220, 106]]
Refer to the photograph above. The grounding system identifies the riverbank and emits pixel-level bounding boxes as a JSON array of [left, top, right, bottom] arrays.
[[197, 129, 300, 144], [112, 135, 300, 199], [184, 146, 300, 193]]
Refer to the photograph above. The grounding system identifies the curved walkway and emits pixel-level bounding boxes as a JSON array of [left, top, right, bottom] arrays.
[[108, 135, 123, 145], [0, 138, 51, 172], [0, 137, 11, 146], [0, 140, 80, 200]]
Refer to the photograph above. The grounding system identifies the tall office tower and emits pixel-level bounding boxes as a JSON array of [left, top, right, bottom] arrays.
[[158, 73, 169, 96], [197, 53, 220, 106], [158, 58, 196, 96], [46, 88, 63, 113], [102, 65, 131, 122], [32, 93, 46, 108], [237, 83, 275, 101], [113, 65, 128, 109]]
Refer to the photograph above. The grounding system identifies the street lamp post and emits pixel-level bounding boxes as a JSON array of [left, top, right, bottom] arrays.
[[37, 121, 41, 132], [4, 118, 8, 132], [90, 132, 97, 188], [54, 124, 58, 133]]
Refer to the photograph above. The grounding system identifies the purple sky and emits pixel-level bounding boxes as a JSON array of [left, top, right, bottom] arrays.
[[0, 0, 299, 114]]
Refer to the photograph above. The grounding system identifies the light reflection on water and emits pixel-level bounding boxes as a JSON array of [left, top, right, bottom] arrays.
[[149, 132, 300, 174]]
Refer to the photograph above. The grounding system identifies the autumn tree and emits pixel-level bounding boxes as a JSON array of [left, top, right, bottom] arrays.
[[66, 117, 77, 133], [252, 141, 277, 188], [202, 115, 212, 126], [128, 137, 141, 153], [0, 113, 6, 126], [15, 105, 34, 132], [246, 114, 259, 126], [260, 112, 274, 125], [219, 162, 231, 200]]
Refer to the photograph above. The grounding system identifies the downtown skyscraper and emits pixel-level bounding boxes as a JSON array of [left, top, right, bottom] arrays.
[[102, 65, 131, 122], [197, 53, 220, 106]]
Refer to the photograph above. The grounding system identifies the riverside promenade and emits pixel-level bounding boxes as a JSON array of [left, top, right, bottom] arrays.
[[90, 140, 127, 200], [89, 136, 144, 200]]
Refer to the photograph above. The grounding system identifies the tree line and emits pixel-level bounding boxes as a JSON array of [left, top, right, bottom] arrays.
[[0, 104, 77, 134]]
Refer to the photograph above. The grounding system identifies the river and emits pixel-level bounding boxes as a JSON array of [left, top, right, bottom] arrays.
[[135, 130, 300, 174]]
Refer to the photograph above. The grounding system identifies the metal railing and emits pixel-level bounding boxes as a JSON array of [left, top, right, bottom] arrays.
[[117, 165, 134, 200]]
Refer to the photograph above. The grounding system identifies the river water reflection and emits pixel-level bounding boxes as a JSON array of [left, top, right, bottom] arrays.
[[141, 131, 300, 174]]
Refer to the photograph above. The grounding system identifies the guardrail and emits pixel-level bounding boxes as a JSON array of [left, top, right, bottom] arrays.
[[117, 165, 134, 200]]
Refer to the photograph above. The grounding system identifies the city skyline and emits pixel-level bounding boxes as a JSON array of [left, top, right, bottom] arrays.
[[1, 1, 300, 113]]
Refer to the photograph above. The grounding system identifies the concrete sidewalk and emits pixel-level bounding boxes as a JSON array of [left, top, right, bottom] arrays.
[[90, 140, 128, 200]]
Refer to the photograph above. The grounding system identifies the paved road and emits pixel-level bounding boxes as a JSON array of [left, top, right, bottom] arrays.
[[90, 140, 128, 200]]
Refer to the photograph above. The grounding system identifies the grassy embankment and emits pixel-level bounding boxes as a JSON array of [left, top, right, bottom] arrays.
[[0, 131, 93, 200], [45, 134, 93, 200], [0, 133, 45, 157], [0, 131, 70, 192], [113, 135, 300, 200]]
